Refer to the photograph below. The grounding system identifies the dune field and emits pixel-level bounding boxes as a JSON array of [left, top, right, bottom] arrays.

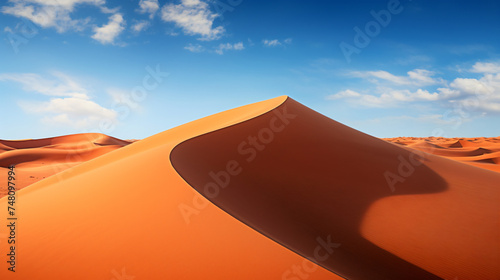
[[0, 134, 133, 197], [384, 136, 500, 173], [0, 96, 499, 280]]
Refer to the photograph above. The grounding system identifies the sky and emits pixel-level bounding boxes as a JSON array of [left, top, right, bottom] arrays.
[[0, 0, 499, 140]]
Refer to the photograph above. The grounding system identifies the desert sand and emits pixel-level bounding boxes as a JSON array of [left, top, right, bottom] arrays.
[[384, 136, 500, 173], [0, 96, 499, 280], [0, 133, 132, 197]]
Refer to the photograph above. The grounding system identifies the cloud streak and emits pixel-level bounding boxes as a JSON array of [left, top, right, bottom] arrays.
[[184, 43, 204, 53], [215, 42, 244, 55], [1, 0, 107, 32], [262, 38, 292, 47], [328, 62, 500, 114], [0, 72, 118, 129], [351, 69, 443, 87]]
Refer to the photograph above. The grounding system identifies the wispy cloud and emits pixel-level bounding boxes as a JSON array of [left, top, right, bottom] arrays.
[[449, 44, 493, 55], [328, 62, 500, 114], [184, 43, 204, 53], [161, 0, 224, 41], [0, 72, 118, 129], [1, 0, 108, 33], [351, 69, 444, 87], [138, 0, 159, 19], [21, 97, 117, 129], [131, 20, 149, 33], [215, 42, 244, 55], [91, 13, 125, 45], [395, 54, 431, 66], [327, 89, 361, 99], [262, 38, 292, 47], [0, 72, 88, 98], [328, 87, 457, 107], [263, 39, 280, 47], [107, 88, 142, 111]]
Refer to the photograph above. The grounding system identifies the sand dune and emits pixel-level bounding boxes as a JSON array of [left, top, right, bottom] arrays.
[[0, 133, 132, 197], [0, 97, 339, 280], [385, 137, 500, 173], [0, 97, 498, 279]]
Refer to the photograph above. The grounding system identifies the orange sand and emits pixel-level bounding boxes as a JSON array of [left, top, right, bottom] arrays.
[[384, 136, 500, 173], [0, 133, 132, 197], [0, 96, 498, 279]]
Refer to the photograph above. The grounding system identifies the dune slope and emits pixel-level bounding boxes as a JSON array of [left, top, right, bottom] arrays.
[[171, 98, 500, 280], [0, 96, 339, 280], [1, 96, 498, 280]]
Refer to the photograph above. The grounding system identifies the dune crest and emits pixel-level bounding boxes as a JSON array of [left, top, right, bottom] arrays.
[[171, 98, 499, 279], [0, 96, 340, 280], [1, 97, 498, 280]]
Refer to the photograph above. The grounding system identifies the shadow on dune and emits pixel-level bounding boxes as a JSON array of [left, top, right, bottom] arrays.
[[171, 98, 447, 280]]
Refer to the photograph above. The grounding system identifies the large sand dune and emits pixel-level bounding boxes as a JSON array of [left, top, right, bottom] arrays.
[[1, 96, 499, 279]]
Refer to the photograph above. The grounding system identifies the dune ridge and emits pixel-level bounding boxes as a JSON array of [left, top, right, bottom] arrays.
[[0, 96, 340, 280], [0, 97, 498, 280], [171, 98, 499, 279]]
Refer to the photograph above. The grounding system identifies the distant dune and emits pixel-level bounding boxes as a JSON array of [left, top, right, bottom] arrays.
[[384, 136, 500, 173], [0, 96, 498, 280], [0, 133, 132, 197]]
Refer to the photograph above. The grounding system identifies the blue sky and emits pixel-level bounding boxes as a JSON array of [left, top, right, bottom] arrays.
[[0, 0, 499, 140]]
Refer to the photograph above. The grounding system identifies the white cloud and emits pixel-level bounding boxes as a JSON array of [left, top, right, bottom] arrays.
[[161, 0, 224, 41], [215, 42, 244, 55], [138, 0, 159, 19], [327, 89, 361, 100], [99, 5, 119, 14], [263, 38, 292, 47], [331, 87, 455, 108], [21, 97, 117, 129], [329, 63, 500, 113], [352, 69, 443, 87], [263, 39, 281, 47], [1, 0, 108, 33], [131, 20, 149, 32], [328, 88, 455, 107], [184, 43, 204, 53], [0, 72, 88, 98], [4, 26, 13, 33], [91, 13, 125, 45], [0, 72, 118, 129], [449, 73, 500, 113], [107, 88, 142, 111], [11, 0, 105, 9], [470, 62, 500, 74]]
